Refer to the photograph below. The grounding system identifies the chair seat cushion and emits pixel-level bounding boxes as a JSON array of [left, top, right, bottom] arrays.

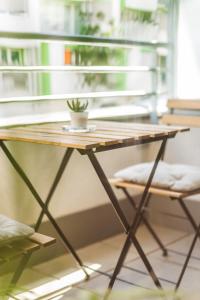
[[114, 161, 200, 192], [0, 215, 34, 246]]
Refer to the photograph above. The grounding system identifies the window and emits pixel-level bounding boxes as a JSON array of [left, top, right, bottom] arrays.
[[0, 0, 27, 15], [0, 0, 177, 126]]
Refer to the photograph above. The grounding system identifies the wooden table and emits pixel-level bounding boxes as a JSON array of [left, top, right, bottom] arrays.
[[0, 121, 188, 292]]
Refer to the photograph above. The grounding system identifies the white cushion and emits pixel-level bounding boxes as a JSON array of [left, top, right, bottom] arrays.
[[114, 161, 200, 192], [0, 215, 34, 246]]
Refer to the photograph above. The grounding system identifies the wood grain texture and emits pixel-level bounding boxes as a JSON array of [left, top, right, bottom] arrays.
[[0, 121, 188, 150], [109, 178, 200, 199], [28, 232, 56, 247], [161, 114, 200, 127], [0, 233, 56, 264], [168, 99, 200, 110]]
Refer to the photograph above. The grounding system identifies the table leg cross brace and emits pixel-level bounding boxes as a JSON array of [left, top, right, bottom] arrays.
[[0, 141, 89, 279], [85, 137, 167, 294]]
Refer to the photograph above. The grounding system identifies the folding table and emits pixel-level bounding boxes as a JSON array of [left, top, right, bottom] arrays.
[[0, 121, 188, 291]]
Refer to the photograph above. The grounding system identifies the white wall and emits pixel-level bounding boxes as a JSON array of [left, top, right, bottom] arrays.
[[177, 0, 200, 98], [150, 0, 200, 231], [2, 0, 200, 233], [0, 0, 151, 226], [0, 140, 149, 224], [0, 0, 39, 32], [171, 0, 200, 164]]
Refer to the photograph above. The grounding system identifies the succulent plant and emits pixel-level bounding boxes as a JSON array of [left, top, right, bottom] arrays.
[[67, 99, 88, 113]]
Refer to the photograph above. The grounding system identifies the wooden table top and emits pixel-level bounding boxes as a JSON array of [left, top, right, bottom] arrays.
[[0, 121, 189, 150]]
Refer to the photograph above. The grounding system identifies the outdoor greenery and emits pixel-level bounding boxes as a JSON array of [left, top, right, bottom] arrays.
[[67, 99, 88, 112], [71, 9, 125, 89], [1, 287, 197, 300], [65, 289, 199, 300], [0, 285, 25, 300], [122, 3, 168, 25]]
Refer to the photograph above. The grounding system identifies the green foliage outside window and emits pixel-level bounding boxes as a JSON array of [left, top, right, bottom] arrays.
[[70, 10, 126, 90], [122, 2, 168, 25]]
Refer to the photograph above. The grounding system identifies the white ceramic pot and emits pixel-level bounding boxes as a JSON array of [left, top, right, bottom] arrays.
[[70, 111, 89, 129]]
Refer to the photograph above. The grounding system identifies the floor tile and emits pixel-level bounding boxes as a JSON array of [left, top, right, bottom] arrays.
[[77, 240, 137, 273], [77, 272, 132, 296], [103, 224, 186, 254], [7, 225, 200, 299], [46, 286, 87, 300], [169, 234, 200, 258], [32, 255, 77, 280], [123, 247, 200, 290]]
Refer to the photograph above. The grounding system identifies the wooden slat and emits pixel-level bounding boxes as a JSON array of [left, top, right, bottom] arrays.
[[5, 128, 122, 146], [0, 245, 25, 262], [28, 232, 56, 247], [0, 233, 56, 263], [109, 178, 184, 198], [30, 124, 156, 139], [0, 121, 186, 150], [30, 120, 188, 134], [93, 120, 188, 134], [161, 114, 200, 127], [10, 239, 40, 253], [126, 122, 189, 133], [34, 121, 182, 135], [82, 122, 185, 135], [0, 130, 100, 149], [93, 120, 168, 132], [109, 178, 200, 199], [14, 127, 133, 144], [95, 127, 167, 138], [20, 126, 162, 141], [168, 99, 200, 110]]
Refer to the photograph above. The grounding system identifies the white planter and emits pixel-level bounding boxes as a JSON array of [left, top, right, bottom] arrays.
[[70, 111, 89, 129]]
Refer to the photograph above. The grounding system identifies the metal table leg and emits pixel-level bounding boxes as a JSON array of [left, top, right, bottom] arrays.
[[10, 148, 80, 286], [85, 137, 167, 293], [0, 141, 89, 280], [178, 198, 199, 235], [122, 188, 168, 256], [35, 148, 74, 231], [175, 222, 200, 290]]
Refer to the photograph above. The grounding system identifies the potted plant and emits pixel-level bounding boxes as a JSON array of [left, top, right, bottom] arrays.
[[67, 99, 89, 130]]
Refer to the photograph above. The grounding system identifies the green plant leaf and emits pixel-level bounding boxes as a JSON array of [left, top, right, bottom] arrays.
[[66, 99, 88, 112]]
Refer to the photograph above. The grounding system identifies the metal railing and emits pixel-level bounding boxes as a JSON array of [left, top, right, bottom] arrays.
[[0, 66, 162, 73], [0, 0, 177, 126], [0, 91, 159, 104], [0, 31, 168, 48]]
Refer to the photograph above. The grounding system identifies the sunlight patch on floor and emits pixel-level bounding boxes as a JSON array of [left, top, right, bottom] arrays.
[[15, 264, 101, 300]]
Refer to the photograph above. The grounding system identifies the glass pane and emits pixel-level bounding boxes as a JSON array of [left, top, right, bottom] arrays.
[[0, 0, 170, 121]]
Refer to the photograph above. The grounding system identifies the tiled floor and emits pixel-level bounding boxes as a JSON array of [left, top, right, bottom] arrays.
[[4, 224, 200, 299]]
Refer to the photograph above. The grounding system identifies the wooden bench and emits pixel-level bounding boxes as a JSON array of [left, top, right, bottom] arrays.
[[110, 99, 200, 209], [0, 232, 55, 265], [162, 99, 200, 127], [0, 230, 56, 297], [110, 99, 200, 288]]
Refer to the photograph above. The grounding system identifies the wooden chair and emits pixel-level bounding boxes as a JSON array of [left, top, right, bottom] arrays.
[[110, 99, 200, 289], [0, 232, 55, 262], [0, 230, 56, 297]]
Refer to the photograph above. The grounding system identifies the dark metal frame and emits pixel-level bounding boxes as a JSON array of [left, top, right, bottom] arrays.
[[175, 222, 200, 290], [0, 31, 168, 48], [172, 197, 200, 289], [0, 143, 89, 287], [160, 139, 200, 289], [119, 140, 200, 290], [0, 136, 168, 295], [103, 138, 167, 298], [121, 188, 168, 256], [156, 139, 200, 289]]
